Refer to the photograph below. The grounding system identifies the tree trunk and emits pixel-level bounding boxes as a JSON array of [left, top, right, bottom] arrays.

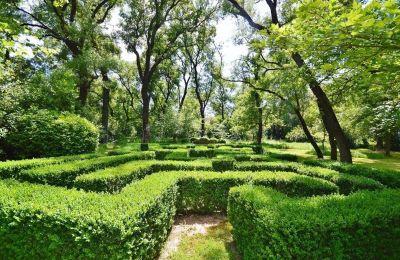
[[141, 82, 151, 143], [100, 71, 110, 144], [376, 137, 384, 151], [254, 92, 263, 145], [78, 79, 90, 107], [384, 135, 392, 156], [291, 53, 352, 163], [329, 134, 338, 160], [200, 107, 206, 137], [294, 109, 323, 159]]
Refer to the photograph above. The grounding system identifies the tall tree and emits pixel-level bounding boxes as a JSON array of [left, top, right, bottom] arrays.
[[14, 0, 118, 107], [225, 0, 353, 162], [120, 0, 215, 143]]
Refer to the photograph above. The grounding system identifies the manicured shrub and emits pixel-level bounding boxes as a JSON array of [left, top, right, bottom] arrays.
[[106, 150, 130, 156], [252, 145, 264, 154], [268, 152, 298, 162], [74, 161, 154, 192], [176, 171, 338, 213], [212, 158, 236, 171], [234, 154, 251, 161], [0, 176, 178, 259], [0, 153, 99, 179], [155, 150, 172, 160], [304, 159, 400, 188], [188, 149, 215, 158], [228, 186, 400, 259], [235, 161, 383, 194], [192, 137, 209, 144], [140, 143, 149, 151], [18, 152, 155, 186], [186, 144, 195, 149], [3, 110, 99, 159]]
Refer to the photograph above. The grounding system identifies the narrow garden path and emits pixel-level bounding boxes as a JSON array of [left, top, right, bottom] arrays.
[[159, 214, 239, 259]]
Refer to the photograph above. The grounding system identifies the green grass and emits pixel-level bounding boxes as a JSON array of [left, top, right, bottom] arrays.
[[263, 140, 400, 172], [169, 221, 239, 260]]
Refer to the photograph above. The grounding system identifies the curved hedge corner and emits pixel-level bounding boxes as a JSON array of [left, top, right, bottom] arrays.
[[228, 185, 400, 259], [3, 110, 99, 159]]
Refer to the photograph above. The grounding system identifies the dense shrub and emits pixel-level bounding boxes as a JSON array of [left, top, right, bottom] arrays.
[[0, 153, 99, 179], [252, 145, 264, 154], [235, 161, 383, 194], [140, 143, 149, 151], [212, 158, 236, 171], [0, 176, 178, 259], [155, 150, 172, 160], [268, 152, 298, 162], [74, 161, 154, 192], [304, 159, 400, 188], [188, 148, 215, 158], [228, 186, 400, 259], [176, 171, 337, 213], [233, 154, 251, 161], [18, 152, 154, 186], [3, 110, 99, 159]]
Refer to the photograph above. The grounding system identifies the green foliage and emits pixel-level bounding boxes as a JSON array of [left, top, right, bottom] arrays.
[[188, 148, 215, 158], [176, 170, 338, 213], [140, 143, 149, 151], [252, 145, 264, 154], [0, 153, 99, 179], [268, 152, 298, 162], [228, 186, 400, 259], [304, 159, 400, 188], [4, 110, 99, 159], [18, 152, 154, 186], [236, 161, 383, 195], [155, 149, 172, 160], [0, 175, 178, 259], [211, 158, 236, 172]]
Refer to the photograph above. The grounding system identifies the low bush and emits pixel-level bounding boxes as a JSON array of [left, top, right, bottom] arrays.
[[235, 161, 383, 194], [188, 149, 215, 158], [228, 186, 400, 259], [140, 143, 149, 151], [18, 152, 154, 186], [268, 152, 298, 162], [252, 146, 264, 154], [106, 150, 130, 156], [3, 110, 99, 159], [74, 161, 154, 192], [0, 153, 99, 179], [212, 158, 236, 171], [233, 154, 251, 161], [0, 176, 178, 259], [176, 171, 338, 213], [155, 150, 172, 160], [304, 159, 400, 188]]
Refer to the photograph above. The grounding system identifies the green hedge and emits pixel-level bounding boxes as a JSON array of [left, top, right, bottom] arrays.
[[18, 152, 154, 186], [155, 150, 172, 160], [74, 160, 211, 193], [0, 175, 178, 259], [304, 159, 400, 188], [74, 161, 154, 192], [236, 161, 383, 194], [175, 171, 338, 213], [268, 152, 298, 162], [188, 148, 215, 158], [212, 158, 236, 171], [0, 153, 99, 179], [228, 186, 400, 259]]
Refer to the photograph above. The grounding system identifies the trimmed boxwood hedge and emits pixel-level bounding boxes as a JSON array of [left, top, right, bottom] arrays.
[[236, 161, 383, 194], [155, 149, 172, 160], [212, 158, 236, 171], [188, 148, 215, 158], [228, 186, 400, 259], [0, 170, 337, 258], [0, 176, 178, 259], [0, 153, 100, 179], [175, 170, 338, 213], [18, 152, 155, 186], [304, 159, 400, 188]]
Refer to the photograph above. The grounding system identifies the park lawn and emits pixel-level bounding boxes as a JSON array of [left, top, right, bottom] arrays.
[[264, 140, 400, 172]]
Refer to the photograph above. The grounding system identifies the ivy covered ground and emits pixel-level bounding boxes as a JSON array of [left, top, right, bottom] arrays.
[[0, 142, 399, 259]]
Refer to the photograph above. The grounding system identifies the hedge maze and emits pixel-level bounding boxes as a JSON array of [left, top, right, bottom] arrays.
[[0, 145, 399, 259]]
